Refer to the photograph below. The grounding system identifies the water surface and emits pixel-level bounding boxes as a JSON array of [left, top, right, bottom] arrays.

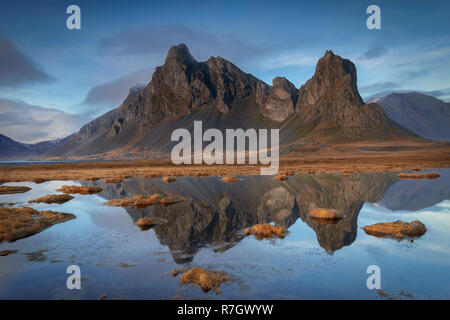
[[0, 170, 449, 299]]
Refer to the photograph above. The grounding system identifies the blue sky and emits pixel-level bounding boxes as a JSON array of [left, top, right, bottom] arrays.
[[0, 0, 449, 142]]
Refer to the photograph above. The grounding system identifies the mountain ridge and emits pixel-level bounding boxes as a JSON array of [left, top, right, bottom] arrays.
[[29, 44, 423, 159]]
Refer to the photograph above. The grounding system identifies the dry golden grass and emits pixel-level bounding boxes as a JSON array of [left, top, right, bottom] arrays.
[[275, 175, 288, 181], [178, 267, 229, 293], [162, 176, 176, 183], [29, 194, 74, 204], [104, 194, 183, 208], [221, 176, 238, 183], [0, 207, 75, 243], [171, 269, 181, 277], [0, 148, 449, 183], [308, 208, 341, 220], [33, 178, 48, 184], [244, 224, 287, 240], [0, 186, 31, 194], [397, 172, 440, 180], [56, 185, 103, 194], [363, 220, 427, 239], [136, 217, 166, 230]]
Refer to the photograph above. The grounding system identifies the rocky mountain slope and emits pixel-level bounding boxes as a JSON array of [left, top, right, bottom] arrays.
[[50, 44, 418, 159], [377, 92, 450, 141]]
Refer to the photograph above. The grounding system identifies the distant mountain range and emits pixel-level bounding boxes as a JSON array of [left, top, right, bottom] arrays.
[[3, 44, 449, 160], [0, 133, 72, 159], [376, 92, 450, 141]]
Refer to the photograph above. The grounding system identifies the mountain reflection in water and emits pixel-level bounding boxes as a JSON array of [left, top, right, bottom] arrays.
[[83, 171, 449, 264]]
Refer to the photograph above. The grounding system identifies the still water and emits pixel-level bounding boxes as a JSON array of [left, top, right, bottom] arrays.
[[0, 170, 449, 299]]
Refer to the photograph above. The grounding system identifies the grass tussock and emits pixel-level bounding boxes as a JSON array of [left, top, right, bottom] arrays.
[[177, 267, 229, 293], [244, 224, 287, 240], [0, 207, 75, 243], [221, 176, 238, 183], [275, 175, 288, 181], [104, 194, 183, 208], [308, 208, 341, 220], [0, 186, 31, 194], [29, 194, 74, 204], [136, 217, 167, 230], [33, 178, 48, 184], [56, 185, 103, 194], [363, 220, 427, 239], [162, 176, 176, 183], [397, 172, 440, 180]]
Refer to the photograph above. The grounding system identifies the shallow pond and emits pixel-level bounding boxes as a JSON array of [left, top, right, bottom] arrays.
[[0, 170, 449, 299]]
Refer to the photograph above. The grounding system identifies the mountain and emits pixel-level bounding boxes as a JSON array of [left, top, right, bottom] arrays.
[[377, 92, 450, 141], [0, 134, 33, 158], [0, 133, 72, 159], [50, 44, 418, 159]]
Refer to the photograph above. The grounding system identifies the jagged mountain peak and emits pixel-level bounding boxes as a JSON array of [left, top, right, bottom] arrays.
[[164, 43, 197, 66], [297, 50, 363, 109]]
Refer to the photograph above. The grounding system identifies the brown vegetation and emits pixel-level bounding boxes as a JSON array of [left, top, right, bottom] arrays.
[[244, 224, 287, 240], [0, 186, 31, 194], [275, 175, 288, 181], [29, 194, 74, 204], [397, 172, 440, 180], [308, 208, 341, 220], [56, 185, 103, 194], [104, 194, 183, 208], [221, 176, 238, 183], [162, 176, 176, 183], [363, 220, 427, 239], [177, 267, 229, 293], [33, 178, 48, 184], [0, 207, 75, 243], [0, 149, 449, 183]]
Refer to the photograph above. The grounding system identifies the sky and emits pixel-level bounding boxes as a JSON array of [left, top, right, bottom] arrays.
[[0, 0, 449, 143]]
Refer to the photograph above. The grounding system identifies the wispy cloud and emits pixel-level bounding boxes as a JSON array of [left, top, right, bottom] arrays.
[[0, 35, 54, 88], [83, 68, 152, 107], [0, 98, 89, 143], [98, 25, 266, 63]]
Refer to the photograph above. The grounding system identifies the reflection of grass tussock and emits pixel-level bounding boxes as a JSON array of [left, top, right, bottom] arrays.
[[397, 172, 440, 180], [0, 207, 75, 243], [56, 185, 103, 194], [175, 267, 229, 293], [105, 178, 124, 184], [104, 194, 183, 208], [363, 220, 427, 239], [0, 186, 31, 194], [162, 176, 176, 183], [136, 217, 167, 230], [29, 194, 74, 204], [0, 249, 18, 256], [221, 176, 238, 183], [308, 208, 341, 220], [244, 224, 287, 240]]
